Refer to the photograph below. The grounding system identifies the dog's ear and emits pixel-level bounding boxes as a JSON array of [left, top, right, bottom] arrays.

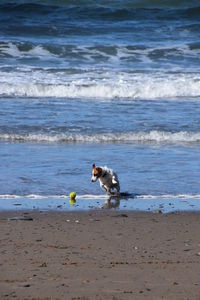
[[92, 163, 96, 168]]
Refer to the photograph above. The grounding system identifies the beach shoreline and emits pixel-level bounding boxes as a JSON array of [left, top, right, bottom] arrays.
[[1, 193, 200, 213], [1, 210, 200, 299]]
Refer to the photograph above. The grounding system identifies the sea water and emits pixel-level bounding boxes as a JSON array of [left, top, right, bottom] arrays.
[[0, 0, 200, 212]]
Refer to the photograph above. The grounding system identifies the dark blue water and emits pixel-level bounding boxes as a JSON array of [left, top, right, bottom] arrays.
[[0, 1, 200, 211]]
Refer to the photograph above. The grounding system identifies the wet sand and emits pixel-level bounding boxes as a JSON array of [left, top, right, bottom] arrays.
[[0, 210, 200, 300]]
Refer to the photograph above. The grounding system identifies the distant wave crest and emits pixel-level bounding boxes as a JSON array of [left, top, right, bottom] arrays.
[[1, 131, 200, 144]]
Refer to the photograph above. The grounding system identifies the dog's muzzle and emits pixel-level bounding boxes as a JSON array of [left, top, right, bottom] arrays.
[[91, 175, 98, 182]]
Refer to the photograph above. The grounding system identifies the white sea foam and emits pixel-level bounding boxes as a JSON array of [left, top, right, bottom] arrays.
[[0, 194, 67, 199], [0, 70, 199, 100], [0, 42, 55, 59], [1, 131, 200, 144], [28, 45, 54, 57], [136, 194, 200, 199], [1, 42, 200, 64], [0, 43, 21, 57], [0, 194, 107, 200]]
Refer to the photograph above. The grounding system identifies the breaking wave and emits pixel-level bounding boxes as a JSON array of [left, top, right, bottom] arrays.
[[0, 42, 55, 59], [1, 42, 200, 62], [0, 73, 200, 100], [1, 131, 200, 144]]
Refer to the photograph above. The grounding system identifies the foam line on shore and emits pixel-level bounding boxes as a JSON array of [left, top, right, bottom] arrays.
[[1, 131, 200, 144]]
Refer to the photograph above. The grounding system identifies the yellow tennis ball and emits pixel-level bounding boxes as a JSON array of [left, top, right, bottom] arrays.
[[70, 192, 76, 200]]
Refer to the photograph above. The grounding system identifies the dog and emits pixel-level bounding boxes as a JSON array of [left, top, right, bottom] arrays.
[[91, 163, 120, 196]]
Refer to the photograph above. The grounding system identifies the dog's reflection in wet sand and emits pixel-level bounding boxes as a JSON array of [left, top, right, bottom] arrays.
[[102, 196, 120, 209]]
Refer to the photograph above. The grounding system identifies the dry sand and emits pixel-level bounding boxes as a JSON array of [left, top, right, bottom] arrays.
[[0, 210, 200, 300]]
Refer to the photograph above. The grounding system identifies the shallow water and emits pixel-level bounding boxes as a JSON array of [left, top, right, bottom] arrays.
[[0, 141, 199, 195], [1, 194, 200, 214]]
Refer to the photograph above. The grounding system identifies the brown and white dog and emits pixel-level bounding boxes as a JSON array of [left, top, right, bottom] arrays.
[[91, 164, 120, 196]]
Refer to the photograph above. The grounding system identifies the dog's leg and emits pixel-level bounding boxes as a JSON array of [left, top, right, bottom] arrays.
[[116, 184, 120, 195], [106, 187, 113, 196], [111, 184, 120, 196], [104, 185, 112, 196], [112, 176, 118, 185], [100, 182, 109, 194], [107, 188, 112, 196]]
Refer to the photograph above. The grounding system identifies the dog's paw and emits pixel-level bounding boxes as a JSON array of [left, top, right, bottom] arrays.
[[112, 179, 118, 185]]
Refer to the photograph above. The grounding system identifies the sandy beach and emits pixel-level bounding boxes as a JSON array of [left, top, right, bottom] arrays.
[[0, 210, 200, 300]]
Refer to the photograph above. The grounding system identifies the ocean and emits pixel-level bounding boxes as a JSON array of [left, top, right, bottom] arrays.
[[0, 0, 200, 212]]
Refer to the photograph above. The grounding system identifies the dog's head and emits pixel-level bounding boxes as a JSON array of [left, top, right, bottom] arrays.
[[91, 163, 102, 182]]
